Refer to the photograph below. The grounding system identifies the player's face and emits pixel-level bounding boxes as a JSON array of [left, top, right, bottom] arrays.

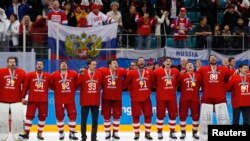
[[163, 59, 172, 68], [137, 58, 145, 68], [7, 59, 16, 69], [195, 60, 202, 68], [240, 66, 248, 74], [110, 61, 118, 70], [181, 59, 188, 66], [130, 62, 136, 70], [186, 63, 194, 72], [230, 59, 236, 67], [36, 61, 44, 71], [209, 56, 217, 65], [89, 61, 97, 71], [60, 62, 68, 71]]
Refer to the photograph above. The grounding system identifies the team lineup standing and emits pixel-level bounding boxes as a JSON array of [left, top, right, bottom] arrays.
[[0, 56, 249, 141]]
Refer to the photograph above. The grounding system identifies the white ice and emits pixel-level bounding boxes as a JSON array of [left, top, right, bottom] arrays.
[[6, 132, 196, 141]]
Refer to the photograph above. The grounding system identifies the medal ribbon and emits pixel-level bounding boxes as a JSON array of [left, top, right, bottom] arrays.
[[164, 69, 171, 80], [88, 70, 95, 83], [240, 74, 247, 86], [36, 71, 43, 84], [137, 69, 145, 81], [60, 72, 68, 84], [187, 72, 196, 82], [211, 66, 217, 75], [110, 70, 116, 81], [9, 69, 15, 81]]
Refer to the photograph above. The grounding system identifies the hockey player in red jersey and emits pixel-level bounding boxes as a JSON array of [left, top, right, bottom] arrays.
[[197, 55, 231, 141], [153, 57, 179, 141], [51, 61, 78, 140], [0, 56, 26, 141], [19, 60, 52, 141], [98, 59, 126, 141], [77, 59, 102, 141], [227, 64, 250, 125], [124, 57, 153, 141], [178, 62, 201, 140]]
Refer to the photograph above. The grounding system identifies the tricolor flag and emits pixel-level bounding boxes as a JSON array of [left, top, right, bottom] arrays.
[[48, 21, 118, 60]]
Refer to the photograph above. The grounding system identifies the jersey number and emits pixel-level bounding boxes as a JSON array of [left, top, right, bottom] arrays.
[[6, 78, 14, 87], [88, 83, 96, 91]]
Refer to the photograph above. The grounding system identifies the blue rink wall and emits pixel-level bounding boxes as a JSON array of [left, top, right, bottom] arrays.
[[31, 92, 235, 125]]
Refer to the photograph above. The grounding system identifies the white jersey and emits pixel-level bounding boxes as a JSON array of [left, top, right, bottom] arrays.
[[87, 11, 115, 27]]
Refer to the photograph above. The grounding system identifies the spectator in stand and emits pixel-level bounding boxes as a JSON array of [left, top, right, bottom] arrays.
[[27, 0, 43, 21], [0, 8, 9, 49], [155, 9, 170, 48], [233, 17, 248, 50], [122, 5, 137, 48], [221, 4, 240, 32], [7, 0, 30, 21], [87, 4, 115, 27], [136, 11, 156, 49], [5, 14, 20, 51], [64, 2, 77, 26], [48, 0, 68, 25], [171, 7, 192, 48], [41, 0, 53, 16], [212, 23, 223, 51], [199, 0, 218, 29], [227, 0, 249, 16], [19, 15, 32, 51], [75, 4, 88, 27], [157, 0, 184, 21], [30, 15, 48, 59], [194, 16, 212, 49], [222, 24, 233, 51], [80, 0, 103, 12], [120, 0, 138, 15], [106, 1, 123, 47]]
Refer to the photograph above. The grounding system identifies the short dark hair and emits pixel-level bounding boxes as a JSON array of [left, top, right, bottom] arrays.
[[87, 59, 95, 66], [59, 60, 67, 65], [9, 14, 17, 20], [137, 57, 144, 61], [36, 60, 44, 64], [239, 63, 248, 68], [163, 56, 172, 61], [107, 59, 117, 66], [7, 56, 18, 63], [228, 57, 235, 63], [199, 16, 207, 22]]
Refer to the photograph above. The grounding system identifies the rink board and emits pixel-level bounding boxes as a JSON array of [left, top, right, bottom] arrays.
[[29, 92, 234, 132]]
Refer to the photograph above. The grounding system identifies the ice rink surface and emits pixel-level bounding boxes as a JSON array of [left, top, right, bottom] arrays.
[[6, 132, 197, 141]]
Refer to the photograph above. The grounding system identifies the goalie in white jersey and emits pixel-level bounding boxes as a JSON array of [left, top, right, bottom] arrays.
[[87, 4, 116, 27]]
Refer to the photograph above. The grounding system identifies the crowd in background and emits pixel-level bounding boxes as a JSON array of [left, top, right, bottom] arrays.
[[0, 0, 250, 53]]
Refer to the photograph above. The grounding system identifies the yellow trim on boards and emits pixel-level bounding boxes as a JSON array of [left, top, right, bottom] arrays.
[[30, 125, 193, 132]]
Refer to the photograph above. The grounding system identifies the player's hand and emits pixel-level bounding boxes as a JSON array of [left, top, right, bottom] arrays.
[[79, 68, 85, 75], [22, 98, 28, 105]]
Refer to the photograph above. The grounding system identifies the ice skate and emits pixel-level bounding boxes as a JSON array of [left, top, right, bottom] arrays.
[[69, 131, 78, 140], [112, 132, 120, 141], [169, 131, 177, 141], [145, 133, 153, 141]]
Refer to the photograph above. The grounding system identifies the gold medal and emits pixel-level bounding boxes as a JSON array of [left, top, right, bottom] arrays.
[[192, 81, 196, 87], [62, 83, 66, 90], [139, 80, 144, 86], [11, 80, 15, 85], [111, 81, 116, 86], [166, 79, 172, 85], [241, 85, 246, 92], [36, 82, 41, 88]]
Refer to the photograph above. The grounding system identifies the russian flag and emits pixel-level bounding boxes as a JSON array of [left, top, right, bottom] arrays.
[[48, 21, 118, 60]]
